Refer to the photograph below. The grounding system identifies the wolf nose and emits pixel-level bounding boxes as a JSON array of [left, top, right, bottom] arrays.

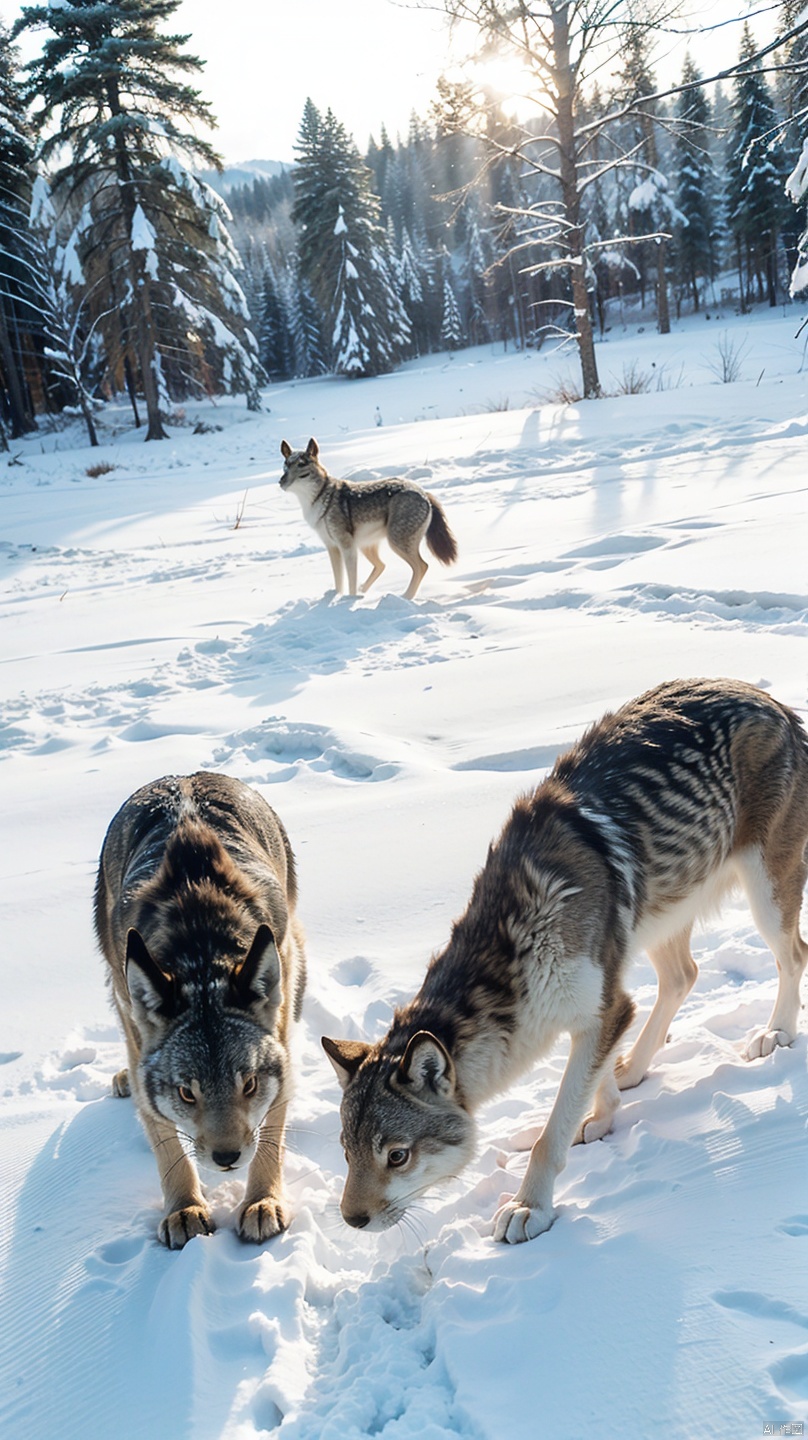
[[211, 1148, 241, 1170], [344, 1211, 370, 1229]]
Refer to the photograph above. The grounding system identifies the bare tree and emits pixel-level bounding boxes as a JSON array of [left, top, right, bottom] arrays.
[[440, 0, 808, 397]]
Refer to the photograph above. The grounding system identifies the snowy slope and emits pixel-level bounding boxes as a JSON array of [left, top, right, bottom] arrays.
[[1, 307, 807, 1440]]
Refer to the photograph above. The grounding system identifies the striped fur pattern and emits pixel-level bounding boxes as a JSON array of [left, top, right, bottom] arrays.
[[324, 678, 808, 1244], [279, 437, 457, 599], [95, 772, 306, 1248]]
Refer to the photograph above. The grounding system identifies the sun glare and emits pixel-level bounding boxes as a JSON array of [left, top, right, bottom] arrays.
[[470, 46, 536, 118]]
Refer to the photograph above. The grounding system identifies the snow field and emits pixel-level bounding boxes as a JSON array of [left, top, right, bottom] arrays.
[[1, 306, 807, 1438]]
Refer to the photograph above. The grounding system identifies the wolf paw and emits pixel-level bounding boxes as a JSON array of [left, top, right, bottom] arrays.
[[158, 1205, 215, 1249], [238, 1196, 290, 1243], [112, 1068, 130, 1097], [744, 1028, 794, 1061], [574, 1113, 614, 1144], [614, 1054, 645, 1091], [492, 1199, 556, 1244]]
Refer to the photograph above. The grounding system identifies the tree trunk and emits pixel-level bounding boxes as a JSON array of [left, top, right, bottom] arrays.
[[736, 238, 747, 313], [124, 355, 141, 427], [0, 300, 36, 438], [766, 234, 777, 307], [107, 74, 167, 441], [552, 3, 600, 398], [656, 238, 670, 334]]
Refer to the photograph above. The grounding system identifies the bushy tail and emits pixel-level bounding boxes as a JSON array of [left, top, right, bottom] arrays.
[[425, 494, 458, 566]]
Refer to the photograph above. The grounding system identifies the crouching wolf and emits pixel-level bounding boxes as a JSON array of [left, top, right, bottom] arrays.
[[324, 678, 808, 1244], [95, 772, 306, 1248], [279, 437, 457, 599]]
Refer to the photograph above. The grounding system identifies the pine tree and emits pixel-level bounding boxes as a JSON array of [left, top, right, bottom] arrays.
[[15, 0, 262, 438], [259, 261, 293, 380], [292, 102, 410, 377], [673, 56, 718, 311], [617, 26, 673, 333], [440, 260, 464, 352], [726, 23, 789, 308], [780, 0, 808, 292], [0, 25, 44, 438], [287, 269, 327, 378], [29, 175, 103, 444], [462, 207, 492, 344], [786, 140, 808, 293]]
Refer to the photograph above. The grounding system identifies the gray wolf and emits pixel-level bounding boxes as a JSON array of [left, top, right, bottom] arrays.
[[323, 678, 808, 1244], [95, 772, 306, 1248], [279, 437, 457, 599]]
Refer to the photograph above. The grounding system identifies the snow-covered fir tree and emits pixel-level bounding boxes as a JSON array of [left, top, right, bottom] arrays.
[[0, 23, 44, 438], [780, 0, 808, 293], [28, 175, 104, 445], [786, 141, 808, 293], [672, 56, 718, 311], [258, 259, 294, 380], [292, 101, 411, 377], [725, 23, 789, 308], [616, 25, 673, 333], [440, 267, 464, 352], [15, 0, 262, 439]]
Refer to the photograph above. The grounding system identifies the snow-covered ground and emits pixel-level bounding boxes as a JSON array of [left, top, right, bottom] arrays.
[[1, 304, 807, 1440]]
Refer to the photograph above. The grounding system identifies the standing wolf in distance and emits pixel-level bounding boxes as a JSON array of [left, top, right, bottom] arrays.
[[324, 678, 808, 1244], [95, 772, 306, 1249], [279, 437, 457, 599]]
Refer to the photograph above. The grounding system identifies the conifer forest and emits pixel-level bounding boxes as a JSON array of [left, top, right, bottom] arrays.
[[1, 0, 807, 444]]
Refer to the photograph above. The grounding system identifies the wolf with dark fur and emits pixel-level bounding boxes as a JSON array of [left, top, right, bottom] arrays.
[[279, 437, 457, 599], [325, 679, 808, 1244], [95, 772, 306, 1248]]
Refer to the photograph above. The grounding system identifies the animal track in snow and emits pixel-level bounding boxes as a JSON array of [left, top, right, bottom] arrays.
[[213, 718, 400, 783]]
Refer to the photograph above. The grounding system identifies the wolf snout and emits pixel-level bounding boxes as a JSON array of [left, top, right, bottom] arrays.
[[211, 1148, 242, 1170], [342, 1210, 371, 1229]]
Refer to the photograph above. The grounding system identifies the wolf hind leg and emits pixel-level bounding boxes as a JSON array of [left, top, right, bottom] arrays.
[[737, 842, 808, 1059], [359, 544, 385, 594], [494, 991, 634, 1244], [615, 927, 697, 1091], [387, 506, 430, 599], [388, 530, 428, 599]]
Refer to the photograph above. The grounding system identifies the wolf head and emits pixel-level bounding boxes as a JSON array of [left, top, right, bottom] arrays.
[[279, 437, 322, 490], [322, 1030, 475, 1231], [126, 924, 288, 1174]]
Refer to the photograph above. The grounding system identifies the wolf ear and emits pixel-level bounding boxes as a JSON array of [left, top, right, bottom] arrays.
[[397, 1031, 456, 1098], [125, 929, 176, 1024], [231, 924, 282, 1012], [306, 437, 319, 458], [280, 439, 292, 458], [321, 1036, 371, 1090]]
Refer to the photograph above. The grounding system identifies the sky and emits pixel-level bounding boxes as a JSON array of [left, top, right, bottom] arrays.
[[2, 0, 779, 168], [2, 0, 458, 164], [170, 0, 457, 163]]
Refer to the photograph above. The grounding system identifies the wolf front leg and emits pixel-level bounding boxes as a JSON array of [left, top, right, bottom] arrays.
[[141, 1112, 214, 1249], [238, 1095, 290, 1242], [326, 544, 346, 593], [494, 996, 634, 1244]]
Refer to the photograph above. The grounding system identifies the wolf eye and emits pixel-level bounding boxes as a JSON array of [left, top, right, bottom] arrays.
[[243, 1075, 258, 1097], [387, 1147, 410, 1169], [177, 1084, 195, 1105]]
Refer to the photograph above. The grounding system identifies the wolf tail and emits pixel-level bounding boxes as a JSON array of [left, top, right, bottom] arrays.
[[425, 495, 458, 566]]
